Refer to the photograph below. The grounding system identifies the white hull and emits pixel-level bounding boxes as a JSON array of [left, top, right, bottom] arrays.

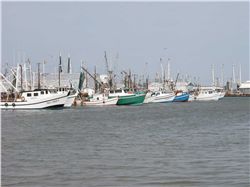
[[195, 94, 220, 101], [64, 93, 77, 107], [188, 94, 195, 102], [218, 92, 225, 99], [1, 92, 68, 109], [151, 94, 175, 103], [144, 92, 154, 103], [83, 97, 118, 106]]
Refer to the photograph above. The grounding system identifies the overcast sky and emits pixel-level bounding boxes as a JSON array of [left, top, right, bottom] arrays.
[[2, 1, 249, 84]]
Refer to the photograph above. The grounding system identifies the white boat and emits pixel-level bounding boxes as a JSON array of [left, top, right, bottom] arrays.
[[56, 87, 78, 107], [83, 94, 118, 106], [144, 91, 175, 103], [215, 87, 225, 99], [0, 89, 69, 109], [188, 94, 195, 102], [194, 88, 220, 101]]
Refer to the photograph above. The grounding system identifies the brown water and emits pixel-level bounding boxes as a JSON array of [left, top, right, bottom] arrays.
[[2, 97, 250, 187]]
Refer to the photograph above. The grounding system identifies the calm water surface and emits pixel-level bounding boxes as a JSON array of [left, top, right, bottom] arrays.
[[2, 97, 250, 187]]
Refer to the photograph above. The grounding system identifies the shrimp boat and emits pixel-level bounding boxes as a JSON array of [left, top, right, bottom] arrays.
[[0, 89, 69, 109], [173, 92, 189, 102], [108, 89, 146, 105], [144, 90, 176, 103], [194, 88, 220, 101], [56, 87, 78, 107], [83, 94, 118, 106]]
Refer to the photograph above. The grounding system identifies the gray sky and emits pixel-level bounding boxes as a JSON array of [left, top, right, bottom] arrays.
[[2, 1, 249, 84]]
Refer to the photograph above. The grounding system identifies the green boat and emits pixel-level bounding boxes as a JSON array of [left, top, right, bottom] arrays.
[[109, 89, 146, 105]]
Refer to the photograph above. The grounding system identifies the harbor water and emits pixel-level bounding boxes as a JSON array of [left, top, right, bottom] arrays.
[[2, 97, 250, 187]]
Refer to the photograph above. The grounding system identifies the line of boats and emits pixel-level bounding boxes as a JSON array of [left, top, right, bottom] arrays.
[[0, 86, 225, 109], [0, 53, 226, 109]]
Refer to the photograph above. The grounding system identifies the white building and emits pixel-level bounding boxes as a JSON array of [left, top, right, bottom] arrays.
[[239, 81, 250, 94]]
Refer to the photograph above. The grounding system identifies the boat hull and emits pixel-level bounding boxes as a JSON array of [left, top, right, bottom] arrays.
[[0, 94, 68, 109], [83, 97, 118, 106], [150, 93, 175, 103], [173, 93, 189, 102], [195, 94, 220, 101], [116, 94, 146, 105], [64, 93, 77, 107]]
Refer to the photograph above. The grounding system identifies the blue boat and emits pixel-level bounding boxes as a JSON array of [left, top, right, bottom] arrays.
[[173, 92, 189, 102]]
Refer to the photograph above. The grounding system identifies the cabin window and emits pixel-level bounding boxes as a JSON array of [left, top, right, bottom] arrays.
[[209, 91, 213, 94], [41, 91, 44, 95], [27, 93, 31, 97], [116, 90, 122, 93], [34, 93, 39, 96], [46, 90, 48, 94], [110, 91, 114, 93]]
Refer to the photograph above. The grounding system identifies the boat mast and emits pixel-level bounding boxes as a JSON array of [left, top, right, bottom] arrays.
[[59, 53, 62, 87], [221, 64, 224, 88], [94, 65, 98, 93], [37, 63, 41, 89], [15, 64, 19, 91], [20, 64, 23, 91], [239, 63, 242, 84], [133, 74, 136, 91], [67, 54, 71, 74], [167, 59, 170, 81], [232, 64, 236, 84], [0, 72, 18, 92], [211, 64, 215, 87], [43, 60, 46, 88], [81, 66, 103, 87], [104, 51, 113, 89]]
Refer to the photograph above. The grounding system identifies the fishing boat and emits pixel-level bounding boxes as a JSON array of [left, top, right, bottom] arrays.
[[145, 90, 175, 103], [109, 89, 146, 105], [83, 94, 118, 106], [173, 92, 189, 102], [188, 94, 195, 102], [0, 89, 69, 109], [56, 87, 78, 107], [214, 87, 225, 100], [194, 88, 220, 101]]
